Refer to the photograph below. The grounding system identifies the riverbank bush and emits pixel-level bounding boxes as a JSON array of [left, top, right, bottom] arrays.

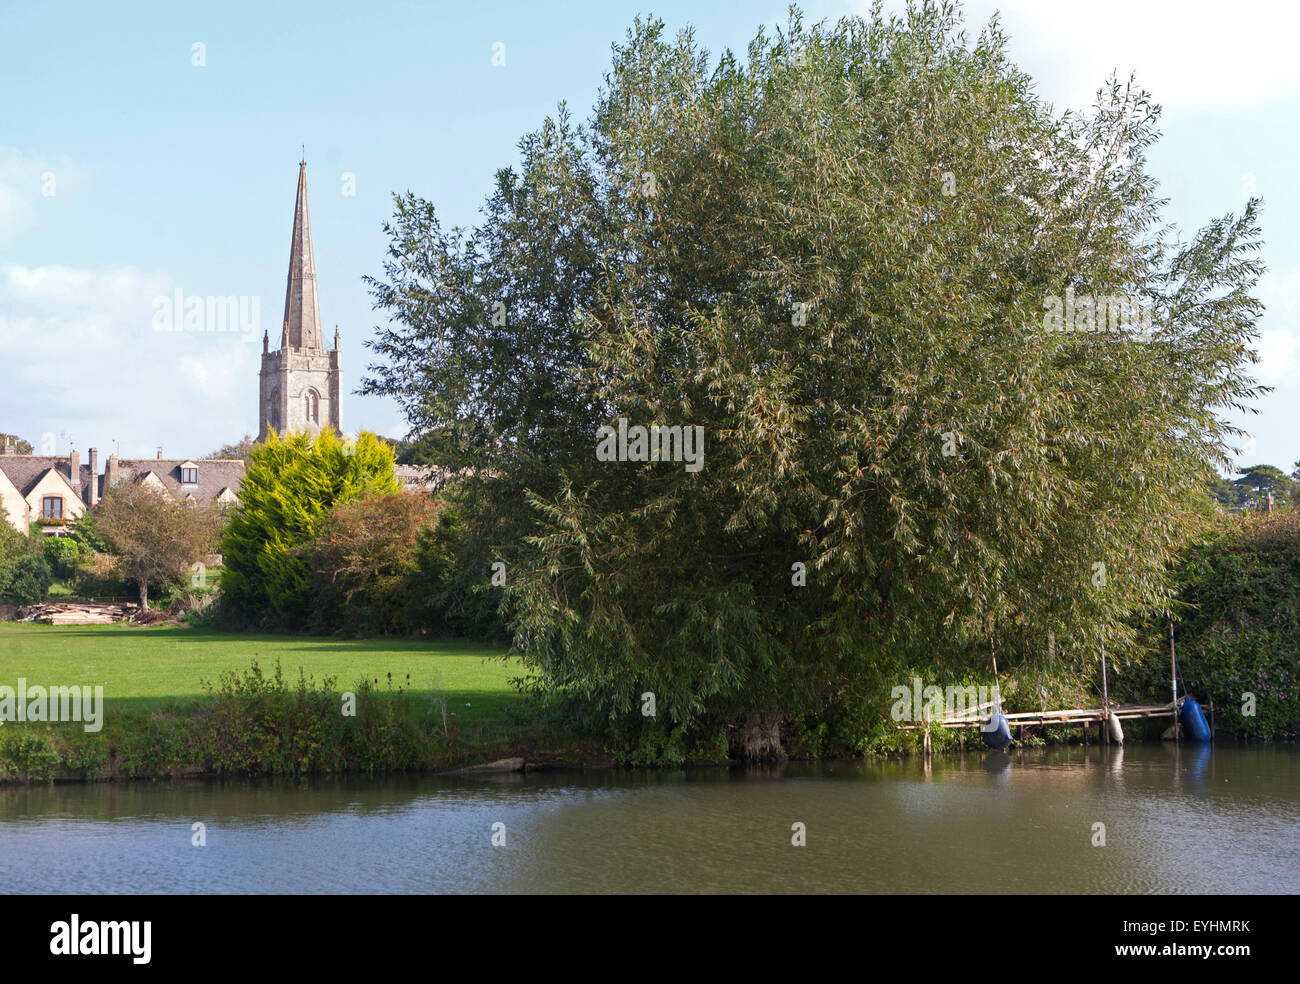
[[1120, 510, 1300, 739], [196, 661, 434, 775], [0, 656, 587, 783]]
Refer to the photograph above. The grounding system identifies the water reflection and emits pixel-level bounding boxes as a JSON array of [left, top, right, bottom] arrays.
[[0, 745, 1295, 893], [981, 751, 1013, 778], [1182, 742, 1213, 788]]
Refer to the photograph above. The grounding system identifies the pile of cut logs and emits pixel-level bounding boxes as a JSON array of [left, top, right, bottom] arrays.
[[18, 602, 139, 625]]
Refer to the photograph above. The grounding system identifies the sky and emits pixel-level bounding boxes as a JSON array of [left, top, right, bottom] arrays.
[[1, 0, 1296, 471]]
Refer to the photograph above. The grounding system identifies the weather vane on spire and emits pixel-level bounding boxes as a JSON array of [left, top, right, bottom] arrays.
[[300, 144, 306, 165]]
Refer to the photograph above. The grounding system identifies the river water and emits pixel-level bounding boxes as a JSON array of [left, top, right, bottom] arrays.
[[1, 744, 1296, 893]]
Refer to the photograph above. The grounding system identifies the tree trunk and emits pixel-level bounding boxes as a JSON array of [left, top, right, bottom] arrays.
[[730, 709, 786, 763], [137, 577, 148, 611]]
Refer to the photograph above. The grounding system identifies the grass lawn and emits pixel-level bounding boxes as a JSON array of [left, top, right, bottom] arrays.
[[0, 622, 523, 733]]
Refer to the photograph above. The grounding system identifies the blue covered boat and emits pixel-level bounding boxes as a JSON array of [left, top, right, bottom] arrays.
[[981, 712, 1013, 749], [1180, 698, 1212, 742]]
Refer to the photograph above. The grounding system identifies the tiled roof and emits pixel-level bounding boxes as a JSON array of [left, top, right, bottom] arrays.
[[110, 458, 246, 508], [0, 456, 93, 501]]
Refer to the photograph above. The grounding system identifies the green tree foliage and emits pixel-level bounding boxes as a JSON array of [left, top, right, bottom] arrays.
[[1206, 473, 1245, 510], [66, 511, 110, 554], [390, 428, 458, 466], [42, 535, 84, 581], [363, 4, 1266, 758], [298, 492, 436, 635], [1233, 463, 1293, 510], [291, 492, 502, 637], [0, 507, 26, 562], [411, 503, 505, 640], [0, 518, 50, 604], [220, 429, 399, 628], [2, 555, 52, 605], [95, 481, 219, 609], [0, 434, 34, 455], [205, 434, 258, 462], [1125, 512, 1300, 738]]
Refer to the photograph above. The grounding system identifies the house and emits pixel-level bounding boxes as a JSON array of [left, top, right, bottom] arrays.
[[0, 441, 97, 535], [0, 441, 245, 535], [102, 453, 245, 511], [0, 465, 26, 533]]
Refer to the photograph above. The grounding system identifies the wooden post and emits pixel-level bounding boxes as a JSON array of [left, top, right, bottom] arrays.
[[1169, 618, 1179, 744], [1100, 647, 1109, 746]]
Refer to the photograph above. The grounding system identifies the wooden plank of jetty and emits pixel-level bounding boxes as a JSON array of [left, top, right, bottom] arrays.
[[899, 702, 1177, 731]]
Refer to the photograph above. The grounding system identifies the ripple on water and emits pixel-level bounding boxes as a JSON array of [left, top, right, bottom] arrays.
[[0, 747, 1296, 893]]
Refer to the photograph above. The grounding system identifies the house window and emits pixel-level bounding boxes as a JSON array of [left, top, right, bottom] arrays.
[[42, 496, 63, 520], [181, 467, 199, 485]]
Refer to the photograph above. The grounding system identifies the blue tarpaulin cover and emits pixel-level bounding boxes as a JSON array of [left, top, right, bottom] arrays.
[[1180, 698, 1212, 742], [981, 713, 1013, 749]]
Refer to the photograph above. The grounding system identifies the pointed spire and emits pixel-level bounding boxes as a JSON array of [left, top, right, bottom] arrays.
[[281, 159, 322, 350]]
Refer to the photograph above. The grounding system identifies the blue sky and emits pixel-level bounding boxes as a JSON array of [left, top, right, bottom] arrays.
[[1, 0, 1296, 472]]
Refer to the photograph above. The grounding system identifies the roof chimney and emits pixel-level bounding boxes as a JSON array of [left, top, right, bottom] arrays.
[[68, 447, 80, 491], [88, 447, 99, 507], [1, 435, 12, 456]]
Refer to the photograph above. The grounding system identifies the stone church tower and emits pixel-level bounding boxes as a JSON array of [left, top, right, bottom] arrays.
[[258, 159, 342, 441]]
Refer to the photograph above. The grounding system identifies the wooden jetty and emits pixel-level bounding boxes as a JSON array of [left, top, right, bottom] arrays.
[[899, 623, 1215, 747], [900, 697, 1213, 750], [926, 701, 1178, 731], [897, 692, 1190, 731]]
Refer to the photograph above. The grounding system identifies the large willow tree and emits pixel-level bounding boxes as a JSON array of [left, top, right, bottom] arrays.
[[364, 2, 1264, 759]]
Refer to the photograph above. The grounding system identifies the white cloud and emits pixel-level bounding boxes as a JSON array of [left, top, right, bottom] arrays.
[[1256, 330, 1300, 385], [0, 264, 260, 458], [0, 150, 88, 246], [1254, 267, 1300, 384], [850, 0, 1300, 111]]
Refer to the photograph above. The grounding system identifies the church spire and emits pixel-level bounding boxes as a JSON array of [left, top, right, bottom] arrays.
[[281, 158, 322, 351]]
